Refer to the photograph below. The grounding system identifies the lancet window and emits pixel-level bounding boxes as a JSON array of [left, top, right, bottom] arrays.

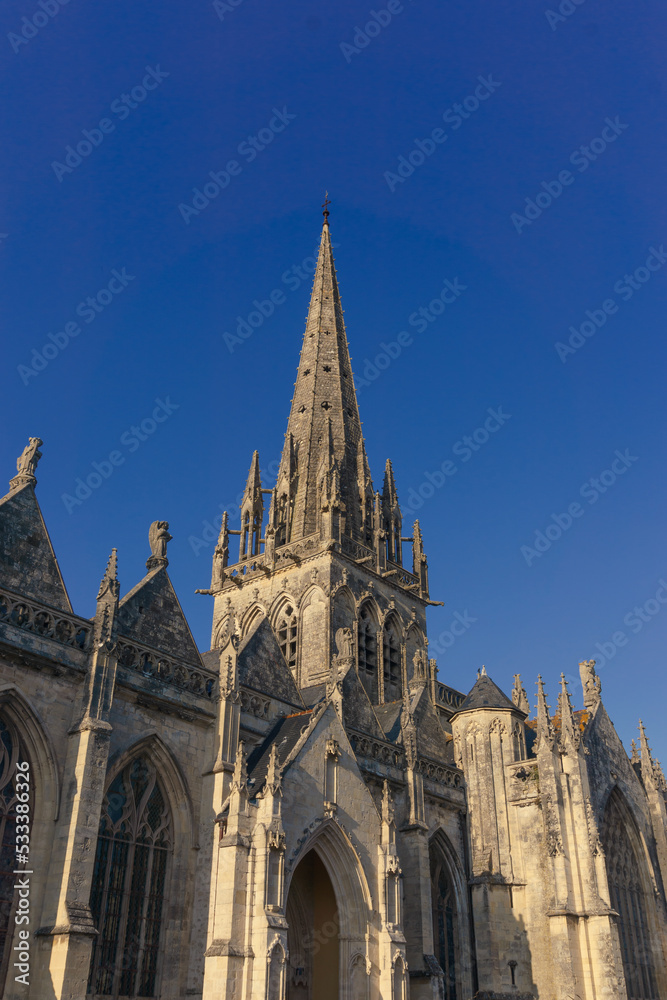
[[87, 757, 172, 999]]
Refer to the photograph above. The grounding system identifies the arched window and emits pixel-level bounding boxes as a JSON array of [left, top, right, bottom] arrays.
[[430, 851, 458, 1000], [0, 717, 29, 993], [87, 756, 172, 999], [277, 605, 298, 670], [601, 791, 659, 1000], [383, 622, 402, 702], [358, 605, 378, 702]]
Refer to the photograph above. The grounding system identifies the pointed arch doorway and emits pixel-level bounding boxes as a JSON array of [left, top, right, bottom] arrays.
[[286, 849, 339, 1000]]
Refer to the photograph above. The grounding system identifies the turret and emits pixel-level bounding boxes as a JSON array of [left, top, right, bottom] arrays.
[[239, 451, 265, 560], [382, 460, 402, 564]]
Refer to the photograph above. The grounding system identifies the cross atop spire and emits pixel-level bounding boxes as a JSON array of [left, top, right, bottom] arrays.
[[322, 191, 331, 223]]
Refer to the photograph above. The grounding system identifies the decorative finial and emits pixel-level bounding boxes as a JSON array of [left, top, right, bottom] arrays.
[[10, 437, 43, 491], [322, 191, 331, 223], [480, 664, 487, 676], [147, 521, 172, 571], [512, 674, 530, 715], [97, 548, 120, 602]]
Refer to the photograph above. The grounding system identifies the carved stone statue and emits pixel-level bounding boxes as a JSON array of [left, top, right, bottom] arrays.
[[146, 521, 172, 570], [412, 649, 428, 683], [211, 513, 229, 590], [10, 437, 43, 490], [334, 627, 353, 660], [579, 659, 601, 711]]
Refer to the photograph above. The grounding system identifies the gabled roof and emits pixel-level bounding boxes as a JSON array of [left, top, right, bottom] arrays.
[[246, 710, 314, 793], [456, 670, 515, 713], [409, 684, 452, 759], [117, 566, 202, 665], [237, 616, 304, 707], [0, 483, 72, 612]]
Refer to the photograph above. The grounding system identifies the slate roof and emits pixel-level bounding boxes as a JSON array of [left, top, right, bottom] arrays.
[[373, 701, 403, 742], [0, 483, 72, 612], [456, 671, 515, 713], [246, 710, 314, 793], [117, 566, 202, 666]]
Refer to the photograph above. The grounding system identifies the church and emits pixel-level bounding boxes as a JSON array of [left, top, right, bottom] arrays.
[[1, 210, 666, 1000]]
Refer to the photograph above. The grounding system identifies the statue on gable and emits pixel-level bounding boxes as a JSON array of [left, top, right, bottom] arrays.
[[147, 521, 172, 570], [10, 436, 43, 490], [579, 659, 601, 711]]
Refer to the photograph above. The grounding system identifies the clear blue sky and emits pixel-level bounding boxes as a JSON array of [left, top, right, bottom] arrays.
[[2, 0, 666, 761]]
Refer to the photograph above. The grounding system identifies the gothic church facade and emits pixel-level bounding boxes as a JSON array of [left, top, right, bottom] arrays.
[[1, 214, 666, 1000]]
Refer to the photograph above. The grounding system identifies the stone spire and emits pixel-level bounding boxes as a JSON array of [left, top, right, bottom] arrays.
[[535, 675, 555, 752], [273, 215, 369, 543], [239, 451, 264, 559], [638, 720, 658, 787], [382, 459, 402, 564], [512, 674, 530, 715], [558, 673, 580, 754], [94, 548, 120, 649]]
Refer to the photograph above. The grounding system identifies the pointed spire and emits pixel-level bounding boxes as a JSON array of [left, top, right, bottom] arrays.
[[512, 674, 530, 715], [535, 676, 555, 752], [274, 216, 368, 542], [243, 451, 262, 503], [94, 548, 120, 649], [382, 459, 399, 510], [240, 452, 264, 559], [382, 779, 395, 827], [265, 741, 282, 795], [638, 720, 656, 785], [558, 673, 580, 754], [97, 548, 119, 602], [630, 738, 640, 765]]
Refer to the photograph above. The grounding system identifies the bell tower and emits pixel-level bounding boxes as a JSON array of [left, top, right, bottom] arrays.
[[206, 205, 438, 700]]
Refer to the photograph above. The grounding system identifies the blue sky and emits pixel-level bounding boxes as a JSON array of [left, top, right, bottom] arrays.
[[2, 0, 666, 761]]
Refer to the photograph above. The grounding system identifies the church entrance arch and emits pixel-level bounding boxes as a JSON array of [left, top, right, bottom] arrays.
[[286, 850, 339, 1000], [284, 822, 372, 1000]]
